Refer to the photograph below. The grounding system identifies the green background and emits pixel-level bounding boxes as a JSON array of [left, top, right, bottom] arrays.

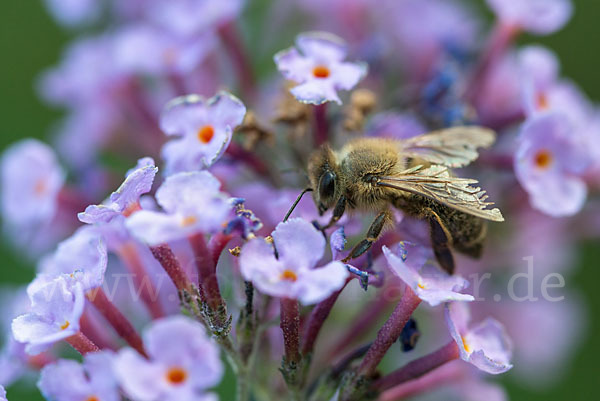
[[0, 0, 598, 400]]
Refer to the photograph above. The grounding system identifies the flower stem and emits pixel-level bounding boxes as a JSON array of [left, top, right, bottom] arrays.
[[313, 104, 329, 146], [328, 292, 391, 359], [464, 23, 519, 102], [302, 279, 349, 356], [150, 244, 193, 292], [189, 233, 227, 313], [117, 242, 165, 319], [226, 142, 275, 184], [86, 288, 147, 357], [80, 310, 117, 351], [280, 297, 301, 364], [374, 341, 459, 392], [208, 232, 234, 267], [357, 287, 422, 377], [219, 22, 256, 99], [65, 332, 100, 355], [280, 297, 302, 397]]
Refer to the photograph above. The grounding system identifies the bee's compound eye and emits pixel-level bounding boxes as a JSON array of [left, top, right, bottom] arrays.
[[319, 171, 336, 199]]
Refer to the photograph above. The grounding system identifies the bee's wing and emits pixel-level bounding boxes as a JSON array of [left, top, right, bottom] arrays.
[[378, 165, 504, 222], [398, 126, 496, 168]]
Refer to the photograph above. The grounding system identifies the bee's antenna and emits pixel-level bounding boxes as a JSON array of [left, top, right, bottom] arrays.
[[283, 188, 313, 222]]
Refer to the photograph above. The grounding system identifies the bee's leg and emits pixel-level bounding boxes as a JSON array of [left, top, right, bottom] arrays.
[[322, 195, 347, 230], [428, 211, 455, 275], [342, 210, 391, 263]]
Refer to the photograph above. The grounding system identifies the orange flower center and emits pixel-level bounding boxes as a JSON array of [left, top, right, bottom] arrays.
[[85, 396, 99, 401], [166, 367, 188, 385], [537, 92, 549, 110], [534, 149, 553, 169], [60, 321, 70, 330], [123, 202, 142, 217], [34, 179, 47, 196], [197, 125, 215, 144], [280, 269, 298, 282], [181, 216, 197, 227], [417, 282, 426, 289], [312, 65, 330, 79], [461, 336, 471, 353]]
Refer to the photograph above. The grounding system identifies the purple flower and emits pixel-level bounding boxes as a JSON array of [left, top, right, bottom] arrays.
[[382, 242, 474, 307], [160, 92, 246, 173], [381, 0, 479, 81], [486, 0, 573, 35], [0, 287, 31, 386], [34, 226, 107, 292], [114, 316, 223, 401], [54, 104, 119, 168], [239, 218, 349, 305], [514, 112, 591, 216], [12, 275, 85, 355], [445, 302, 513, 374], [43, 0, 101, 27], [1, 139, 65, 227], [0, 385, 5, 401], [330, 227, 347, 260], [274, 31, 367, 105], [113, 24, 217, 76], [79, 158, 158, 224], [144, 0, 244, 38], [126, 171, 232, 245], [39, 35, 121, 107], [365, 112, 426, 140], [38, 351, 120, 401]]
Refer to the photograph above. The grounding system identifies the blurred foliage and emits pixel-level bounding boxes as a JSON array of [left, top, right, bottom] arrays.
[[0, 0, 598, 400]]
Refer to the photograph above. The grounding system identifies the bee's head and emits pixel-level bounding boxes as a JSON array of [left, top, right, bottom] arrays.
[[307, 145, 342, 215]]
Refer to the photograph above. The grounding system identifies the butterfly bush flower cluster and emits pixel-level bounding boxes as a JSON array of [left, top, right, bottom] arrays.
[[0, 0, 597, 400]]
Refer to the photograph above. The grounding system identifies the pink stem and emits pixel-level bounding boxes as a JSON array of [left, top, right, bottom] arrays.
[[374, 341, 459, 392], [464, 23, 520, 103], [302, 279, 350, 355], [328, 290, 394, 359], [118, 242, 165, 319], [358, 287, 422, 377], [378, 361, 461, 401], [226, 142, 273, 180], [207, 232, 233, 267], [80, 309, 117, 351], [65, 332, 100, 355], [313, 104, 329, 146], [86, 289, 147, 357], [150, 244, 193, 292], [218, 22, 256, 98], [280, 297, 301, 364], [189, 233, 226, 312]]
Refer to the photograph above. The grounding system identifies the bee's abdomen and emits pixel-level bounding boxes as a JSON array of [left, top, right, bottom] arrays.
[[392, 194, 487, 258]]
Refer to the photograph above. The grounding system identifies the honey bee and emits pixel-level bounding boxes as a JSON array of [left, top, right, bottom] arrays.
[[305, 127, 504, 274]]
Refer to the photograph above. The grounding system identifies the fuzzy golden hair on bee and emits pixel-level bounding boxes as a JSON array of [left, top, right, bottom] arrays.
[[301, 126, 503, 274]]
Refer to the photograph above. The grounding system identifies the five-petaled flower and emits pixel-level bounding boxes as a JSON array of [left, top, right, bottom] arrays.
[[382, 242, 475, 307], [114, 316, 223, 401], [126, 171, 232, 245], [38, 351, 120, 401], [160, 92, 246, 174], [445, 302, 513, 374], [274, 31, 367, 105], [12, 275, 85, 355], [239, 218, 349, 305]]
